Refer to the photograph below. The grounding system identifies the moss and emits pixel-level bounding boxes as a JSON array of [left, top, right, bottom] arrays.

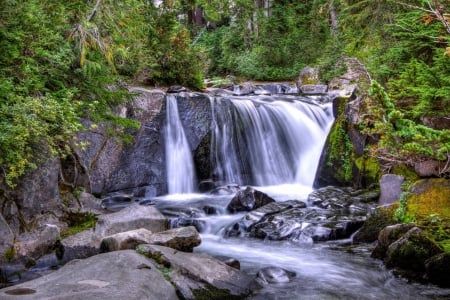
[[192, 284, 246, 300], [354, 155, 381, 185], [406, 179, 450, 219], [60, 212, 97, 238], [353, 206, 396, 243], [439, 239, 450, 253], [326, 117, 354, 183], [392, 164, 420, 182], [4, 246, 16, 262]]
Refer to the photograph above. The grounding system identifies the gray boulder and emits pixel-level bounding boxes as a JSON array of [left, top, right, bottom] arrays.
[[137, 244, 253, 299], [385, 227, 443, 273], [100, 226, 201, 253], [227, 187, 276, 213], [300, 84, 328, 95], [95, 205, 167, 238], [0, 250, 178, 300], [100, 228, 154, 253], [371, 223, 415, 259], [233, 82, 256, 95], [14, 224, 60, 260], [297, 66, 319, 88], [379, 174, 404, 206], [256, 267, 296, 284]]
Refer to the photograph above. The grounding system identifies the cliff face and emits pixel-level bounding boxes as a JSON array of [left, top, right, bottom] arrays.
[[314, 57, 381, 189]]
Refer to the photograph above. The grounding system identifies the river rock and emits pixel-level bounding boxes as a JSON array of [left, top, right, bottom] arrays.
[[14, 224, 60, 261], [385, 227, 443, 273], [137, 244, 253, 299], [95, 205, 167, 238], [100, 228, 154, 253], [425, 253, 450, 287], [145, 226, 201, 252], [300, 84, 328, 95], [233, 82, 256, 95], [379, 174, 404, 206], [0, 250, 178, 300], [227, 198, 367, 243], [256, 267, 296, 284], [227, 187, 276, 213], [61, 229, 99, 263], [371, 223, 415, 259], [352, 208, 396, 243]]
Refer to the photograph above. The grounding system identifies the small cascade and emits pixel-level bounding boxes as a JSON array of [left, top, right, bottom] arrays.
[[164, 95, 196, 194], [210, 95, 334, 187]]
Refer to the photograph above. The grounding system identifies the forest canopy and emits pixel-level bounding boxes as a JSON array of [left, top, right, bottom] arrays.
[[0, 0, 449, 185]]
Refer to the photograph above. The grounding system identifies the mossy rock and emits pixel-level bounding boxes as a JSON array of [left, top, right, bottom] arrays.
[[386, 227, 443, 273], [354, 156, 381, 187], [425, 253, 450, 287], [406, 179, 450, 219], [353, 207, 396, 243], [391, 164, 420, 183], [192, 284, 246, 300]]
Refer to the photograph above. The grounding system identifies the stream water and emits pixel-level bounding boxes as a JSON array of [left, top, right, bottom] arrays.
[[160, 94, 450, 299]]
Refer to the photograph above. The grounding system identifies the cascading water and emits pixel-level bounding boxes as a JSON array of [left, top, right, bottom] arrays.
[[164, 94, 196, 194], [157, 92, 449, 299], [210, 95, 333, 187]]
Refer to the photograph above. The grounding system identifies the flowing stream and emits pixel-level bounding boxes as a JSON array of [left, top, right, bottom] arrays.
[[160, 94, 450, 299]]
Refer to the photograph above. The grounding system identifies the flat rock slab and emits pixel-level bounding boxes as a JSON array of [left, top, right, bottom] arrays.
[[95, 205, 168, 238], [137, 244, 253, 299], [0, 250, 178, 300]]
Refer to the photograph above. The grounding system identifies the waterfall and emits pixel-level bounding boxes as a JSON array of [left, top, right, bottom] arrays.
[[210, 95, 334, 187], [164, 95, 196, 194]]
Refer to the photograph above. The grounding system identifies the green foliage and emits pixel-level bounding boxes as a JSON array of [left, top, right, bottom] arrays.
[[4, 246, 16, 262], [365, 81, 450, 170], [327, 117, 354, 183], [61, 212, 97, 238], [394, 192, 415, 223]]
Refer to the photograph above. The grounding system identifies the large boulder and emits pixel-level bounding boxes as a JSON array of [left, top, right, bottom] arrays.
[[137, 244, 254, 299], [95, 205, 167, 238], [226, 186, 376, 243], [227, 187, 276, 213], [425, 253, 450, 287], [385, 227, 443, 274], [100, 226, 201, 253], [0, 250, 179, 300], [371, 223, 415, 259], [13, 224, 60, 261], [378, 174, 404, 206]]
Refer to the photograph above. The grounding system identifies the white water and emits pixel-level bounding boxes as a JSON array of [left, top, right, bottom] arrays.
[[153, 190, 450, 300], [164, 95, 196, 194], [210, 96, 334, 187], [160, 94, 450, 299]]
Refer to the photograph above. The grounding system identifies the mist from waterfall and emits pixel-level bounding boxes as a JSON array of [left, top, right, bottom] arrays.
[[164, 95, 196, 194]]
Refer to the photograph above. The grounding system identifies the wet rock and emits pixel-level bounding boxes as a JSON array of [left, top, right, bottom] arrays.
[[100, 193, 134, 211], [233, 82, 256, 96], [371, 223, 415, 259], [425, 253, 450, 287], [169, 218, 207, 233], [256, 267, 296, 284], [210, 184, 241, 195], [300, 84, 328, 95], [137, 244, 253, 299], [379, 174, 404, 206], [95, 205, 167, 238], [0, 250, 179, 300], [227, 187, 275, 213], [227, 198, 367, 243], [214, 256, 241, 270], [167, 85, 188, 93], [385, 227, 443, 273], [352, 208, 396, 243]]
